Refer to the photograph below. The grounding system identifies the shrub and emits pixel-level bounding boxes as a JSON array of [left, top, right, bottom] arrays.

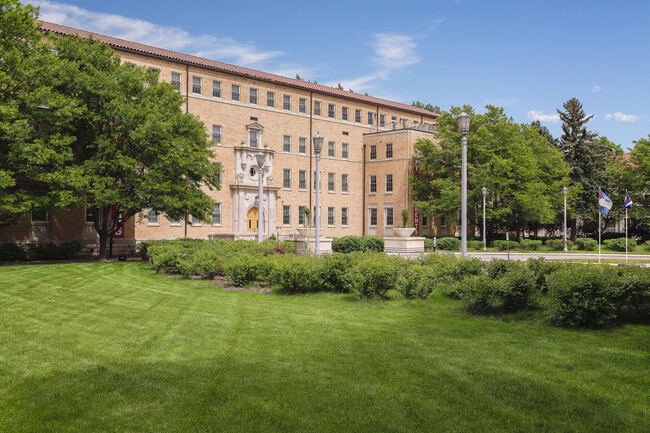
[[331, 236, 383, 253], [0, 243, 27, 262], [316, 253, 354, 293], [603, 238, 636, 252], [270, 255, 318, 294], [496, 268, 536, 311], [575, 238, 597, 251], [459, 275, 495, 313], [349, 254, 398, 299], [224, 254, 258, 286], [451, 257, 484, 280], [545, 239, 569, 251], [485, 259, 520, 280], [424, 238, 435, 251], [397, 264, 436, 299], [467, 240, 484, 250], [176, 249, 222, 278], [617, 267, 650, 320], [362, 236, 384, 253], [526, 258, 563, 292], [519, 239, 543, 251], [437, 237, 460, 251], [490, 240, 519, 251]]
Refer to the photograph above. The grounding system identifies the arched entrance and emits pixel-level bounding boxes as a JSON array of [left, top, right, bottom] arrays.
[[246, 207, 259, 232]]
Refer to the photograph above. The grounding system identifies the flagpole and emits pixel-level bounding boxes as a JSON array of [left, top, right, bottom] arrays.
[[598, 206, 601, 264], [625, 190, 628, 263]]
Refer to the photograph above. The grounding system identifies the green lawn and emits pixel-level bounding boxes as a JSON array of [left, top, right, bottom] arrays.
[[1, 262, 648, 432]]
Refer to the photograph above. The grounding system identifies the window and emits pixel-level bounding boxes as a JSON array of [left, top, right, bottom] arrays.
[[355, 109, 361, 123], [147, 209, 159, 225], [171, 72, 181, 89], [440, 214, 447, 227], [283, 205, 291, 226], [299, 137, 306, 154], [369, 208, 377, 226], [328, 104, 335, 118], [299, 170, 306, 190], [299, 98, 306, 113], [249, 129, 258, 148], [169, 216, 181, 226], [328, 173, 335, 192], [369, 175, 377, 193], [192, 76, 202, 94], [85, 206, 95, 223], [283, 95, 291, 110], [212, 80, 221, 97], [212, 203, 221, 225], [386, 174, 393, 193], [380, 114, 385, 127], [341, 208, 348, 226], [423, 215, 428, 226], [342, 107, 348, 121], [212, 125, 221, 144], [392, 116, 397, 129], [298, 206, 307, 226], [250, 88, 258, 104], [328, 207, 335, 226], [283, 169, 291, 189], [213, 162, 222, 184], [370, 145, 377, 160], [385, 207, 394, 226], [31, 209, 48, 223], [190, 215, 202, 226], [267, 91, 275, 107], [402, 119, 408, 128], [232, 84, 240, 101], [368, 112, 374, 125], [328, 141, 335, 157], [283, 135, 291, 152], [386, 143, 393, 158], [342, 143, 349, 159], [342, 174, 349, 193], [314, 101, 321, 116]]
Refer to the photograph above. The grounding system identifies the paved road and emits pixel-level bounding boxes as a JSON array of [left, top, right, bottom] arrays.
[[448, 251, 650, 266]]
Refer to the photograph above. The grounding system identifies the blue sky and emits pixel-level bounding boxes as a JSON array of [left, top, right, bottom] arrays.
[[33, 0, 649, 150]]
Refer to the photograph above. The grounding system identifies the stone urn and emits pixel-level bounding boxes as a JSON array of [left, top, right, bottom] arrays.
[[296, 227, 315, 238], [393, 228, 415, 238]]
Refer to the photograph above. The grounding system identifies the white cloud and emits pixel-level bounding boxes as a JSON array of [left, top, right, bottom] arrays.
[[33, 1, 284, 67], [592, 85, 601, 93], [370, 33, 421, 69], [527, 110, 560, 123], [605, 112, 640, 122]]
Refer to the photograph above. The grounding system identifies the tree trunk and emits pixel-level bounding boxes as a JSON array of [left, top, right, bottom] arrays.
[[98, 233, 108, 260]]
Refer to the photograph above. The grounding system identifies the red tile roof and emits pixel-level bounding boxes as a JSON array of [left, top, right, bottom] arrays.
[[38, 21, 439, 119]]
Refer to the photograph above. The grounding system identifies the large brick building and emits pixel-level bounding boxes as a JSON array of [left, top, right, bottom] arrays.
[[0, 22, 458, 250]]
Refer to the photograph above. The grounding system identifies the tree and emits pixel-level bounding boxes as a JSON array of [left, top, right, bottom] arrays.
[[626, 135, 650, 238], [337, 82, 344, 90], [44, 34, 220, 259], [556, 98, 615, 239], [0, 1, 79, 225], [412, 101, 441, 114], [411, 105, 571, 240]]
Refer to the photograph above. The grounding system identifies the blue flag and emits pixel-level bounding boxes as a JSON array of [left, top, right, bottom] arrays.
[[599, 189, 612, 215], [624, 192, 633, 209]]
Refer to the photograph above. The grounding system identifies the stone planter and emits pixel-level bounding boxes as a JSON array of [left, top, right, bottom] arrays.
[[296, 227, 315, 238], [393, 228, 415, 238]]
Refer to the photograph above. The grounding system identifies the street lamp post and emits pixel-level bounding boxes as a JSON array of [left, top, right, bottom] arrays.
[[482, 186, 487, 251], [457, 112, 470, 257], [312, 132, 324, 255], [255, 152, 265, 243], [563, 186, 568, 252]]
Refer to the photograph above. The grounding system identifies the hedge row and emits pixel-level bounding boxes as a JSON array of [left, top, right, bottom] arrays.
[[331, 236, 383, 253], [0, 242, 83, 262]]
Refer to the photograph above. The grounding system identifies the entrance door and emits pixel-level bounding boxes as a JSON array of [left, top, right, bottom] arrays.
[[246, 207, 259, 232]]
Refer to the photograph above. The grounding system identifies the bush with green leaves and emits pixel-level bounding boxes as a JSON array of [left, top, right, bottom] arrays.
[[437, 237, 460, 251], [224, 254, 259, 286], [545, 239, 570, 251], [349, 253, 398, 299], [176, 249, 223, 279], [458, 275, 495, 313], [316, 253, 356, 293], [331, 236, 383, 253], [485, 259, 521, 280], [490, 240, 519, 251], [525, 258, 564, 292], [519, 239, 543, 251], [0, 243, 27, 262], [467, 240, 484, 250], [616, 267, 650, 320], [496, 268, 536, 311], [575, 238, 597, 251], [397, 264, 436, 299], [269, 255, 318, 294], [603, 238, 636, 252]]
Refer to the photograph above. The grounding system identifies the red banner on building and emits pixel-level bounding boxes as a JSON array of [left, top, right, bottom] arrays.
[[413, 149, 420, 235], [110, 205, 125, 238]]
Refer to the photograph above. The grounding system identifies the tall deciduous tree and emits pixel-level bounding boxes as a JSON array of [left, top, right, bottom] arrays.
[[45, 34, 220, 259], [411, 105, 571, 240], [626, 135, 650, 238]]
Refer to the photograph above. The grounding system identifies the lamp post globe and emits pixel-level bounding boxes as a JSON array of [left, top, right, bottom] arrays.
[[312, 132, 324, 255], [457, 112, 470, 256], [256, 152, 265, 243]]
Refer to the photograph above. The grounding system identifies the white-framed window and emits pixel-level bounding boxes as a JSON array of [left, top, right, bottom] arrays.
[[283, 205, 291, 226], [267, 91, 275, 107], [169, 216, 181, 226], [385, 207, 394, 226], [283, 95, 291, 110], [342, 174, 349, 193], [232, 84, 240, 101], [171, 72, 181, 89], [370, 145, 377, 160], [85, 206, 95, 223], [212, 125, 221, 144], [212, 203, 222, 225], [355, 109, 361, 123], [192, 76, 202, 94], [328, 173, 335, 192], [299, 170, 306, 190], [250, 88, 258, 104], [341, 208, 348, 226], [299, 98, 306, 113], [328, 104, 335, 118], [249, 129, 259, 148], [299, 137, 307, 154], [213, 162, 222, 184], [368, 112, 374, 125], [342, 143, 349, 159], [328, 207, 335, 226], [369, 208, 377, 226], [392, 116, 398, 129], [283, 135, 291, 153], [283, 169, 291, 189], [298, 206, 307, 226], [386, 174, 393, 193], [342, 107, 348, 121], [386, 143, 393, 159], [328, 141, 335, 157], [380, 114, 385, 127], [190, 215, 202, 226], [369, 175, 377, 193], [212, 80, 221, 97], [314, 101, 321, 116], [147, 209, 159, 225]]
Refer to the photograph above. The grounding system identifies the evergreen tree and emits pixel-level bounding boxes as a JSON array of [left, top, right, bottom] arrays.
[[337, 83, 344, 90], [412, 101, 441, 114]]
